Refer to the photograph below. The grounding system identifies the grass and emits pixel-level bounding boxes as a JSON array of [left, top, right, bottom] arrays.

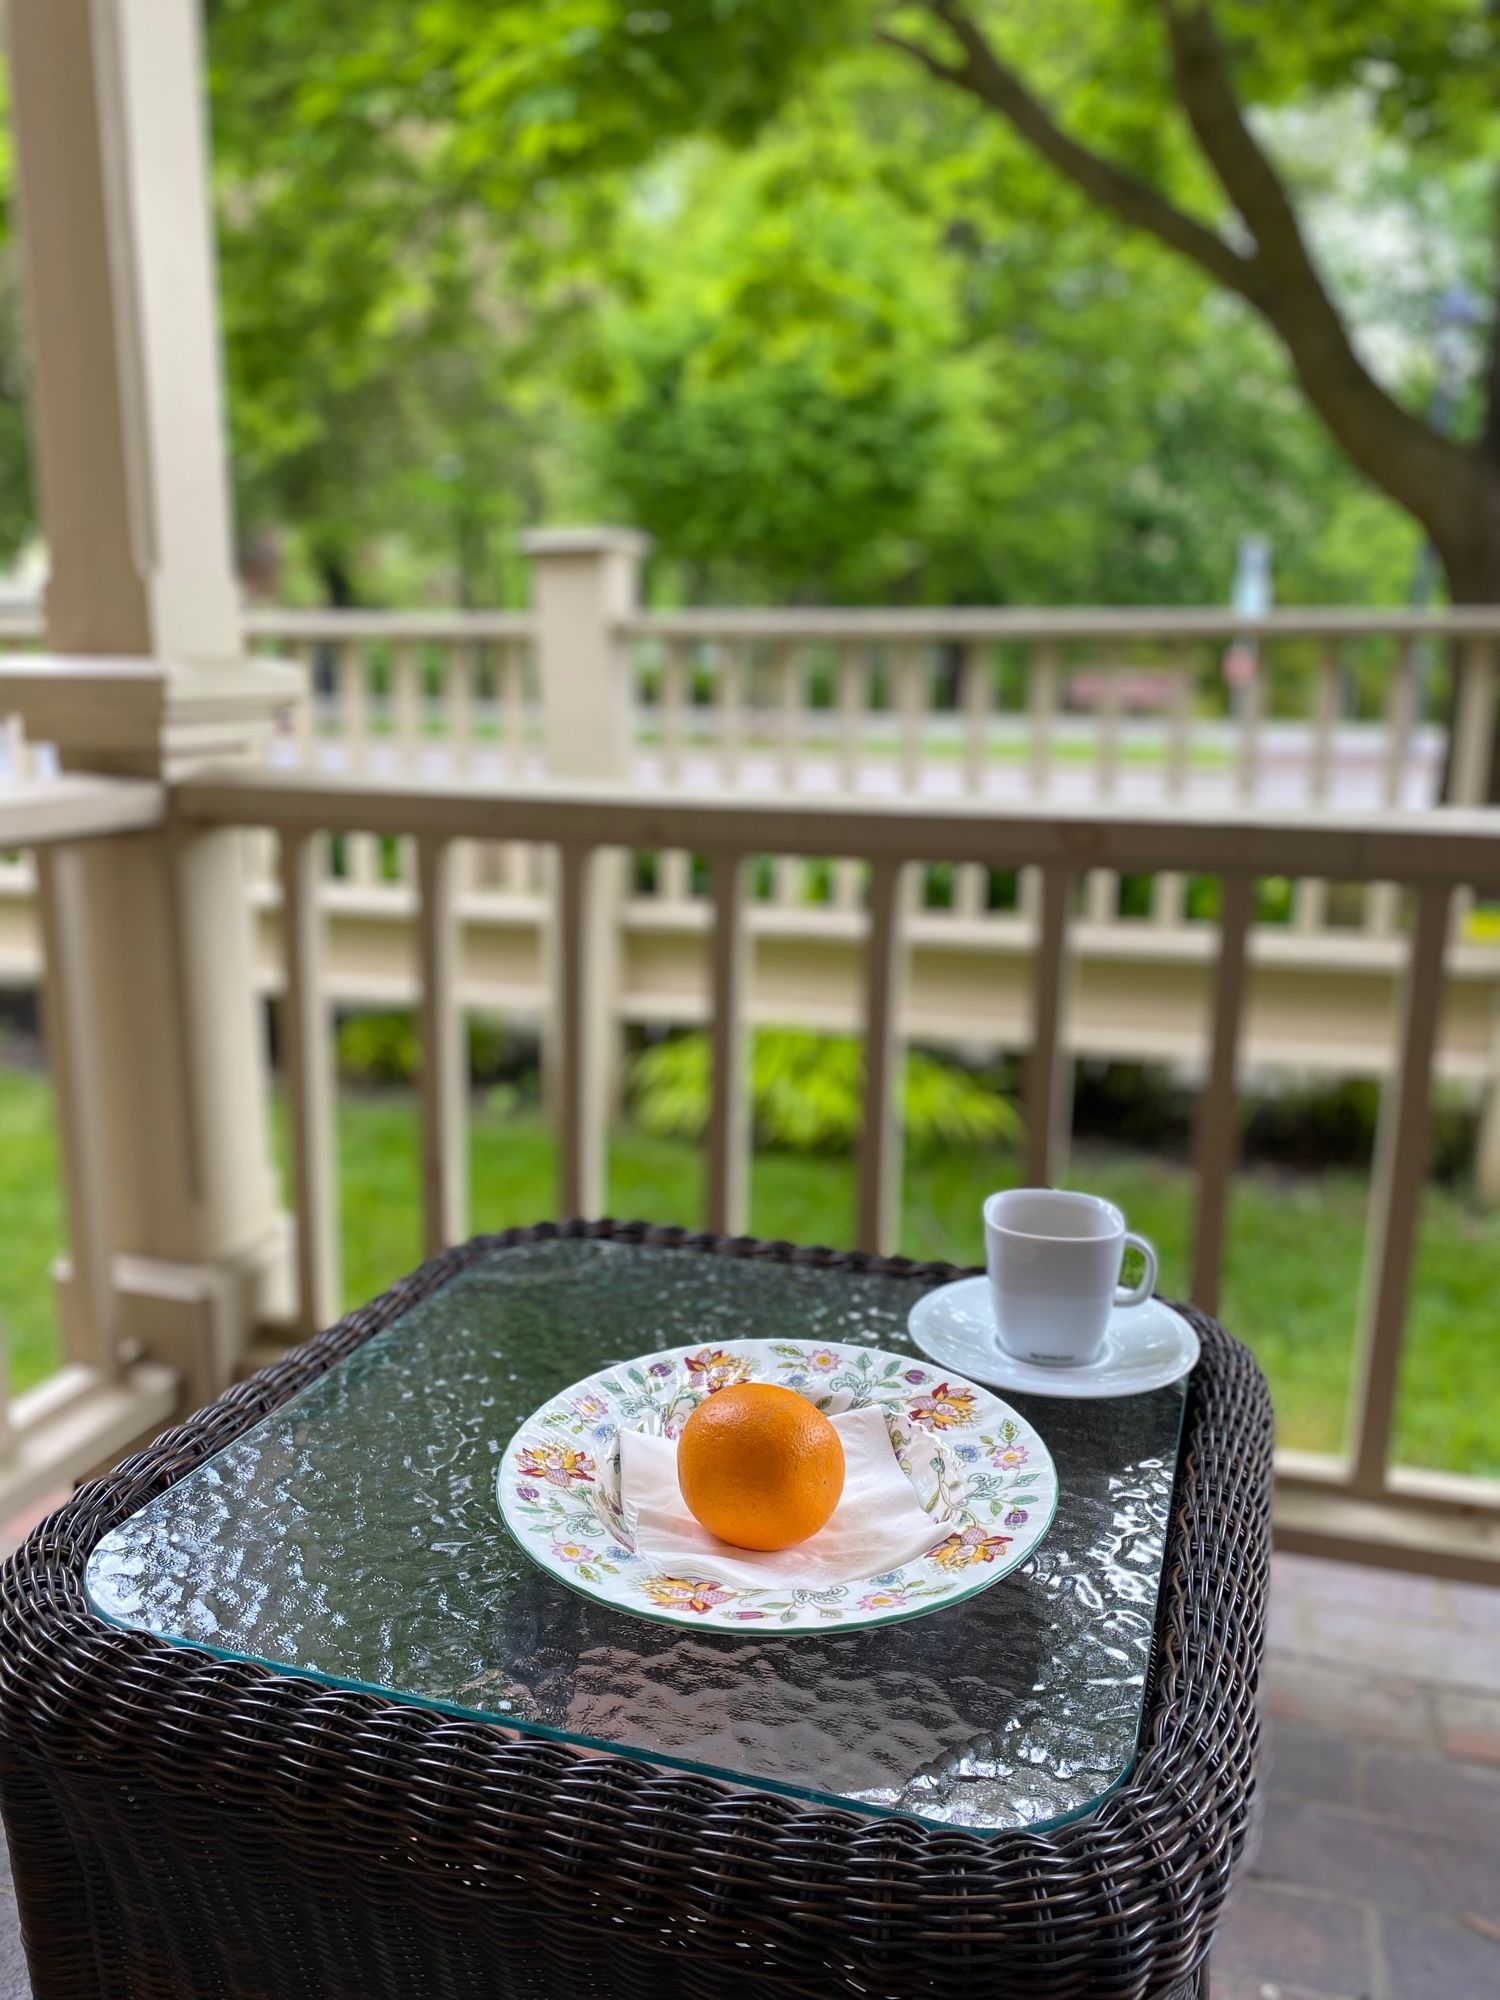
[[0, 1062, 1495, 1479], [0, 1057, 65, 1393], [629, 725, 1235, 768]]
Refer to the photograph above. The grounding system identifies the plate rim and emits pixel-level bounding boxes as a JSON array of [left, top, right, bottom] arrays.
[[496, 1336, 1059, 1634]]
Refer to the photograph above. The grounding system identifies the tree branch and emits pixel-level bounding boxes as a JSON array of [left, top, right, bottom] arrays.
[[875, 29, 968, 92], [879, 0, 1482, 558], [892, 1, 1260, 304], [1157, 1, 1469, 531]]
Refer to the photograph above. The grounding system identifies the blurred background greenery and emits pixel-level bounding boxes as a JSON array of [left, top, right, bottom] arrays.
[[4, 3, 1485, 616]]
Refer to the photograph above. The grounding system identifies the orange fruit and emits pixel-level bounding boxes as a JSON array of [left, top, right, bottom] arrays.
[[677, 1382, 845, 1552]]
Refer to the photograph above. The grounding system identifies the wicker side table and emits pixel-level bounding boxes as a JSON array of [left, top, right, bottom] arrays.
[[0, 1223, 1274, 2000]]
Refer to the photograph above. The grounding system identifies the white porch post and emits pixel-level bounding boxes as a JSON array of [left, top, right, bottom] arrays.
[[522, 528, 648, 1203], [8, 0, 298, 1406], [522, 529, 649, 785]]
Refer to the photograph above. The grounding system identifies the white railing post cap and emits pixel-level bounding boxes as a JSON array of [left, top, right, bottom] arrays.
[[519, 526, 654, 560]]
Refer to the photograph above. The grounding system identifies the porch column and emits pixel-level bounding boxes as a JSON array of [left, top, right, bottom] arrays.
[[8, 0, 298, 1406], [522, 529, 649, 1207]]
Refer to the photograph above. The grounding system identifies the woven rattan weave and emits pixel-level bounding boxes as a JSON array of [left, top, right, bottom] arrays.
[[0, 1222, 1273, 1999]]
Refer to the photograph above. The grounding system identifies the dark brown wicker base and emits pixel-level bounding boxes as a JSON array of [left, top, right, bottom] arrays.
[[0, 1223, 1271, 2000]]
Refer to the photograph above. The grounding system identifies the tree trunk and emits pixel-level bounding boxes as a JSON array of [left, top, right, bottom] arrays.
[[1432, 478, 1500, 801], [310, 541, 357, 699], [1435, 471, 1500, 610], [312, 540, 358, 610]]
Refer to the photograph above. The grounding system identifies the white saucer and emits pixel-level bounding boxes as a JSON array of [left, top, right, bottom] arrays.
[[908, 1277, 1199, 1400]]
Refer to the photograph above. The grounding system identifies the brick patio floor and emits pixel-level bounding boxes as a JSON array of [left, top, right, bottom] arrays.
[[1213, 1552, 1500, 2000], [0, 1545, 1494, 1997]]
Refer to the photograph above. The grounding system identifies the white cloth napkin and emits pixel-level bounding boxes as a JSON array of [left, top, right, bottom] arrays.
[[619, 1404, 942, 1590]]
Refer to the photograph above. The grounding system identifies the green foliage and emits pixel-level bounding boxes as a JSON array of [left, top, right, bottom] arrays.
[[570, 55, 1431, 606], [0, 276, 33, 572], [0, 61, 35, 569], [335, 1010, 420, 1086], [194, 0, 1452, 610], [0, 3, 1460, 605], [206, 0, 617, 603], [629, 1028, 1020, 1154], [583, 129, 951, 600], [334, 1008, 537, 1086]]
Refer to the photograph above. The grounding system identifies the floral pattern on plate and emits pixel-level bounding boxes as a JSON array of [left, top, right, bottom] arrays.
[[497, 1339, 1058, 1633]]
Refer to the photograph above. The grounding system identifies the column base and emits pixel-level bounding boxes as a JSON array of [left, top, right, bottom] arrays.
[[53, 1210, 296, 1415]]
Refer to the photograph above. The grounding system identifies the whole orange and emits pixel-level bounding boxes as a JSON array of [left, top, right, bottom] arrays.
[[677, 1383, 845, 1551]]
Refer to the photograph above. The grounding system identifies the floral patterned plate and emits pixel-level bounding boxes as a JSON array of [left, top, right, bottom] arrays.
[[496, 1338, 1058, 1633]]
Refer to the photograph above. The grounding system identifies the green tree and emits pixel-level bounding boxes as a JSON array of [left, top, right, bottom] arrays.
[[207, 0, 606, 605], [369, 0, 1496, 600], [577, 65, 1420, 605], [873, 2, 1499, 599], [580, 128, 955, 602]]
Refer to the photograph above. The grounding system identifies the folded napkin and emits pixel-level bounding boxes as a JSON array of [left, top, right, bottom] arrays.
[[620, 1404, 943, 1590]]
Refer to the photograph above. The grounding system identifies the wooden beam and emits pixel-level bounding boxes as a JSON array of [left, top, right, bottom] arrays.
[[174, 773, 1500, 895]]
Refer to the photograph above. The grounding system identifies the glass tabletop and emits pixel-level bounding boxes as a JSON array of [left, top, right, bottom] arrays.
[[85, 1237, 1188, 1835]]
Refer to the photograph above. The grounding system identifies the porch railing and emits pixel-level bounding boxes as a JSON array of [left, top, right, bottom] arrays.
[[6, 583, 1500, 1564], [0, 773, 177, 1522], [176, 767, 1500, 1580], [238, 602, 1500, 887], [5, 597, 1500, 1085]]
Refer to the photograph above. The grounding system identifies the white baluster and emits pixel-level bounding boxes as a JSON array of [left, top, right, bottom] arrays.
[[958, 643, 989, 919], [1293, 638, 1341, 933], [857, 855, 908, 1254], [279, 828, 340, 1332], [557, 841, 606, 1217], [1025, 863, 1074, 1187], [1348, 880, 1452, 1496], [706, 850, 751, 1236], [417, 834, 468, 1256], [1190, 872, 1253, 1315], [1151, 645, 1194, 926], [659, 641, 692, 903], [1366, 643, 1416, 936]]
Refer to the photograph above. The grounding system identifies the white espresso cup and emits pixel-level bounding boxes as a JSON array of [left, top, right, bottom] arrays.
[[983, 1188, 1158, 1368]]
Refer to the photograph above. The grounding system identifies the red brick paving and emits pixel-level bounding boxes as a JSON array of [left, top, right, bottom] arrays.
[[1216, 1552, 1500, 1998]]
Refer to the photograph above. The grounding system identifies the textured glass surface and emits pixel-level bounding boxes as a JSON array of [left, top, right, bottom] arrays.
[[86, 1239, 1186, 1834]]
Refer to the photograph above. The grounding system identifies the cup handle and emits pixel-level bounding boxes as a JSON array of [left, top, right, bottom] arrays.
[[1115, 1233, 1157, 1308]]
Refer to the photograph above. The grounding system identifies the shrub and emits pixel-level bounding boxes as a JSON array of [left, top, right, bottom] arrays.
[[336, 1011, 419, 1086], [629, 1029, 1020, 1155], [335, 1010, 540, 1090]]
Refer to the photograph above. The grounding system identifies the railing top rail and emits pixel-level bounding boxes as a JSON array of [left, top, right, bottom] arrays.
[[616, 607, 1500, 643], [244, 609, 535, 642], [7, 603, 1499, 645], [0, 775, 164, 845], [176, 768, 1500, 892], [256, 605, 1500, 648]]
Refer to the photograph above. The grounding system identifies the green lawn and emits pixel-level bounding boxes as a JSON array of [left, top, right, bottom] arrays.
[[0, 1063, 1495, 1478], [628, 725, 1234, 769]]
